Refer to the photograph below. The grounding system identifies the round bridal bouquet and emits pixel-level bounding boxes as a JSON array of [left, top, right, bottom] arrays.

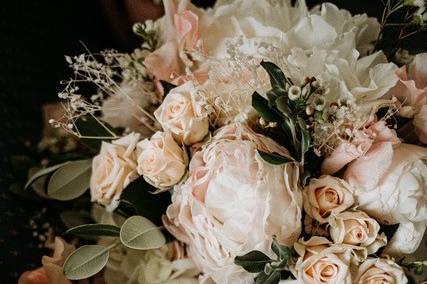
[[19, 0, 427, 283]]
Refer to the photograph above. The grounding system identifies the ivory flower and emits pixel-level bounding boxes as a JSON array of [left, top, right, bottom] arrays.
[[154, 82, 209, 145], [164, 123, 302, 284], [304, 176, 354, 224], [137, 131, 187, 190], [294, 238, 353, 284], [90, 133, 140, 211], [344, 143, 427, 256], [329, 210, 386, 254], [353, 258, 408, 284]]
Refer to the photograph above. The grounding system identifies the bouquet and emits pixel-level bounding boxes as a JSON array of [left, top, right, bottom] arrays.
[[19, 0, 427, 283]]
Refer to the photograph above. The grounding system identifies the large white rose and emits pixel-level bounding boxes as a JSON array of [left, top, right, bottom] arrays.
[[163, 123, 302, 284], [344, 143, 427, 256], [154, 81, 209, 145], [90, 133, 140, 211]]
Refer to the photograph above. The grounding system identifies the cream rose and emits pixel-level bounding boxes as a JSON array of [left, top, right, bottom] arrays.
[[329, 210, 386, 254], [344, 143, 427, 256], [304, 176, 355, 224], [154, 81, 209, 145], [164, 123, 302, 284], [90, 133, 140, 211], [137, 131, 187, 191], [294, 238, 353, 284], [353, 258, 408, 284]]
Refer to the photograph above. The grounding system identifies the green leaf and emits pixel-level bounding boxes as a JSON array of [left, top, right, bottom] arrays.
[[65, 224, 120, 237], [234, 251, 272, 273], [258, 151, 294, 165], [75, 115, 118, 150], [60, 210, 93, 229], [252, 92, 281, 122], [297, 118, 311, 163], [119, 177, 171, 225], [47, 159, 92, 201], [271, 238, 292, 261], [25, 162, 70, 189], [260, 61, 287, 94], [275, 96, 292, 119], [63, 245, 110, 280], [120, 216, 166, 250], [255, 271, 281, 284], [160, 80, 177, 96]]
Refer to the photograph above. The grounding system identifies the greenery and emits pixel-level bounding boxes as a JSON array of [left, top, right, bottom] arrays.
[[234, 236, 294, 284]]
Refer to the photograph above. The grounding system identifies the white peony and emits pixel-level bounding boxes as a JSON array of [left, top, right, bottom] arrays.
[[163, 123, 302, 284], [344, 143, 427, 256]]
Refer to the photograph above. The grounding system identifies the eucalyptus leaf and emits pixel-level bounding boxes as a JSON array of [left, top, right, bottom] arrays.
[[255, 271, 281, 284], [258, 151, 294, 165], [25, 162, 70, 189], [234, 250, 272, 273], [60, 210, 94, 229], [120, 215, 165, 250], [252, 92, 281, 123], [47, 159, 92, 201], [63, 245, 110, 280], [65, 224, 120, 237]]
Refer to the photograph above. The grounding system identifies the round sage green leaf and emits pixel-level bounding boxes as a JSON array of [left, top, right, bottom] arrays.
[[25, 162, 70, 189], [47, 159, 92, 201], [120, 215, 165, 250], [63, 245, 109, 280]]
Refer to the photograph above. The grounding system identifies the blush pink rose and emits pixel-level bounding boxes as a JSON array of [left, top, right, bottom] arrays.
[[18, 237, 80, 284], [144, 0, 204, 85], [388, 53, 427, 143], [322, 120, 400, 190]]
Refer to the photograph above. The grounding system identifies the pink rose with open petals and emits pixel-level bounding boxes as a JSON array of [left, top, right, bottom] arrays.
[[163, 123, 302, 284], [144, 0, 204, 86], [322, 120, 400, 190], [389, 53, 427, 143]]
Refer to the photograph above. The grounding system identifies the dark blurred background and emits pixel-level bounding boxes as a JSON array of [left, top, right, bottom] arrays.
[[0, 0, 426, 283]]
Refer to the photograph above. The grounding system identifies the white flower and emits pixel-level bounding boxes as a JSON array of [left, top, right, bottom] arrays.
[[329, 210, 387, 254], [344, 143, 427, 256], [104, 242, 199, 284], [154, 82, 209, 145], [164, 123, 302, 284], [304, 176, 354, 224], [137, 131, 187, 191], [102, 81, 159, 137], [353, 258, 408, 284], [90, 133, 140, 211]]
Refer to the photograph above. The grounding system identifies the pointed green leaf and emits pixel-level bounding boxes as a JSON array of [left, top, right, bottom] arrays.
[[65, 224, 120, 237], [25, 162, 70, 189], [275, 96, 292, 119], [271, 238, 292, 261], [260, 61, 287, 94], [63, 245, 110, 280], [120, 216, 165, 250], [47, 159, 92, 201], [257, 151, 294, 165], [234, 251, 272, 273], [252, 92, 281, 122], [75, 115, 118, 150], [255, 271, 281, 284]]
